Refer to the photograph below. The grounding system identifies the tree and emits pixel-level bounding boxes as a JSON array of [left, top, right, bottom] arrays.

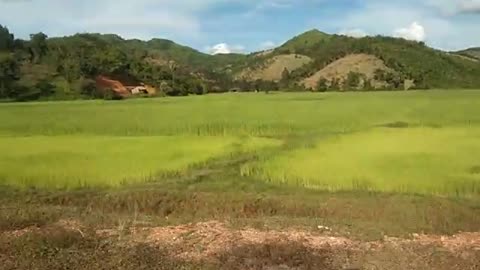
[[79, 78, 98, 97], [374, 69, 386, 81], [0, 25, 14, 51], [0, 53, 19, 98], [345, 72, 361, 90], [35, 79, 56, 97], [384, 72, 403, 89], [329, 78, 340, 91], [280, 67, 290, 89], [168, 61, 177, 93], [316, 77, 328, 92], [29, 32, 48, 63], [192, 81, 206, 95], [363, 79, 374, 91]]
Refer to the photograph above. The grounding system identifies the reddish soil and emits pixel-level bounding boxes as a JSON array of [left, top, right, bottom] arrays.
[[95, 75, 131, 97], [102, 221, 480, 269], [3, 220, 479, 269]]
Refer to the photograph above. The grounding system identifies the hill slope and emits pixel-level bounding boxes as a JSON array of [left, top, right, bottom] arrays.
[[456, 48, 480, 60], [236, 54, 312, 82], [279, 29, 332, 53], [2, 24, 480, 101], [234, 33, 480, 91], [302, 54, 392, 89]]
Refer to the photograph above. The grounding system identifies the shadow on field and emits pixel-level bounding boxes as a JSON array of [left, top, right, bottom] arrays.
[[0, 226, 335, 270], [377, 121, 443, 129], [285, 97, 327, 102], [215, 241, 335, 270], [379, 121, 411, 128], [3, 225, 479, 270], [0, 226, 194, 270]]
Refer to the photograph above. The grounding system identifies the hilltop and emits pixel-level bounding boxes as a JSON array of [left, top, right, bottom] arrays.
[[279, 29, 332, 53], [1, 25, 480, 101]]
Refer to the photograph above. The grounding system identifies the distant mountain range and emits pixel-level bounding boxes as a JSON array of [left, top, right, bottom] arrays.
[[1, 24, 480, 101]]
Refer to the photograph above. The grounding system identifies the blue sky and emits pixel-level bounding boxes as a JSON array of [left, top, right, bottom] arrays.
[[1, 0, 480, 53]]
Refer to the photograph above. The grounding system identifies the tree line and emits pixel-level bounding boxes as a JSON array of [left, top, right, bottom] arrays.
[[3, 24, 480, 101], [0, 25, 225, 101]]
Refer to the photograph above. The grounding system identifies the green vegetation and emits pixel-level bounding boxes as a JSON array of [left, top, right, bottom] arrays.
[[279, 34, 480, 90], [0, 91, 479, 250], [277, 29, 332, 53], [2, 23, 480, 269], [0, 135, 280, 189], [237, 30, 480, 91], [243, 127, 480, 197], [0, 24, 243, 101], [1, 90, 480, 198], [2, 24, 480, 102]]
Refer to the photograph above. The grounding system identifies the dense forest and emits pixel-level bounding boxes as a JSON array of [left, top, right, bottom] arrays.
[[0, 25, 248, 101], [1, 25, 480, 101]]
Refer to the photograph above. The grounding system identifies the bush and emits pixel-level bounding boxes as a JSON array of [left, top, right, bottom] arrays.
[[316, 78, 328, 92]]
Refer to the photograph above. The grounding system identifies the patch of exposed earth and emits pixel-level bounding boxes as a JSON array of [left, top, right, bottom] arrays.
[[3, 220, 480, 270]]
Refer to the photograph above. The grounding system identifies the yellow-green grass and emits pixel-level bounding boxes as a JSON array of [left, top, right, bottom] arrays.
[[2, 90, 480, 138], [2, 90, 480, 195], [0, 135, 280, 189], [242, 127, 480, 197]]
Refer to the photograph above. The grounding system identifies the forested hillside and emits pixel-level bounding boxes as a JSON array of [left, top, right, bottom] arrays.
[[0, 25, 246, 101], [1, 24, 480, 101], [237, 30, 480, 91]]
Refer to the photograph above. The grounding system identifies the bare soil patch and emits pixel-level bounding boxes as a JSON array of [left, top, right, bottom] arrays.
[[237, 54, 312, 82], [302, 53, 391, 89], [135, 221, 479, 269], [2, 220, 479, 269]]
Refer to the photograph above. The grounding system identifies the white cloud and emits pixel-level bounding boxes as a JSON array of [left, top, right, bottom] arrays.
[[0, 0, 220, 39], [1, 0, 480, 52], [393, 21, 426, 41], [339, 29, 368, 38], [422, 0, 480, 14], [458, 0, 480, 13], [259, 41, 276, 50], [206, 43, 245, 54]]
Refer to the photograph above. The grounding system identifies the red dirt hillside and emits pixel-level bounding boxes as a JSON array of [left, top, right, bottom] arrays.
[[95, 76, 131, 97]]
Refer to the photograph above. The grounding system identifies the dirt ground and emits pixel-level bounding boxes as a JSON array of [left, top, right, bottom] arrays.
[[2, 220, 479, 270], [237, 54, 312, 82], [302, 53, 392, 89]]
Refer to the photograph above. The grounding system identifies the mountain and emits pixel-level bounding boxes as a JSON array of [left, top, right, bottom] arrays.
[[1, 24, 480, 102], [234, 31, 480, 90], [278, 29, 332, 53], [456, 48, 480, 60]]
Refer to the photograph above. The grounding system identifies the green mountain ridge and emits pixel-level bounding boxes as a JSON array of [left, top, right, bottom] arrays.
[[1, 24, 480, 101], [235, 32, 480, 90], [278, 29, 332, 52]]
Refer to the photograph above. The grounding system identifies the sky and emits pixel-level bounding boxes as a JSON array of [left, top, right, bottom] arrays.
[[1, 0, 480, 54]]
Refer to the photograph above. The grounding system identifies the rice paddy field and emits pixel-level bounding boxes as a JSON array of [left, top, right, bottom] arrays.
[[1, 90, 480, 197], [1, 90, 480, 244]]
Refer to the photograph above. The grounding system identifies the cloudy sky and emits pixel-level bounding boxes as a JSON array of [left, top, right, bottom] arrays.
[[1, 0, 480, 54]]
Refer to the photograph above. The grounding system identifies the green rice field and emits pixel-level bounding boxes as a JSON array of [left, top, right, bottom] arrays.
[[1, 90, 480, 197], [242, 127, 480, 197], [0, 135, 279, 188]]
